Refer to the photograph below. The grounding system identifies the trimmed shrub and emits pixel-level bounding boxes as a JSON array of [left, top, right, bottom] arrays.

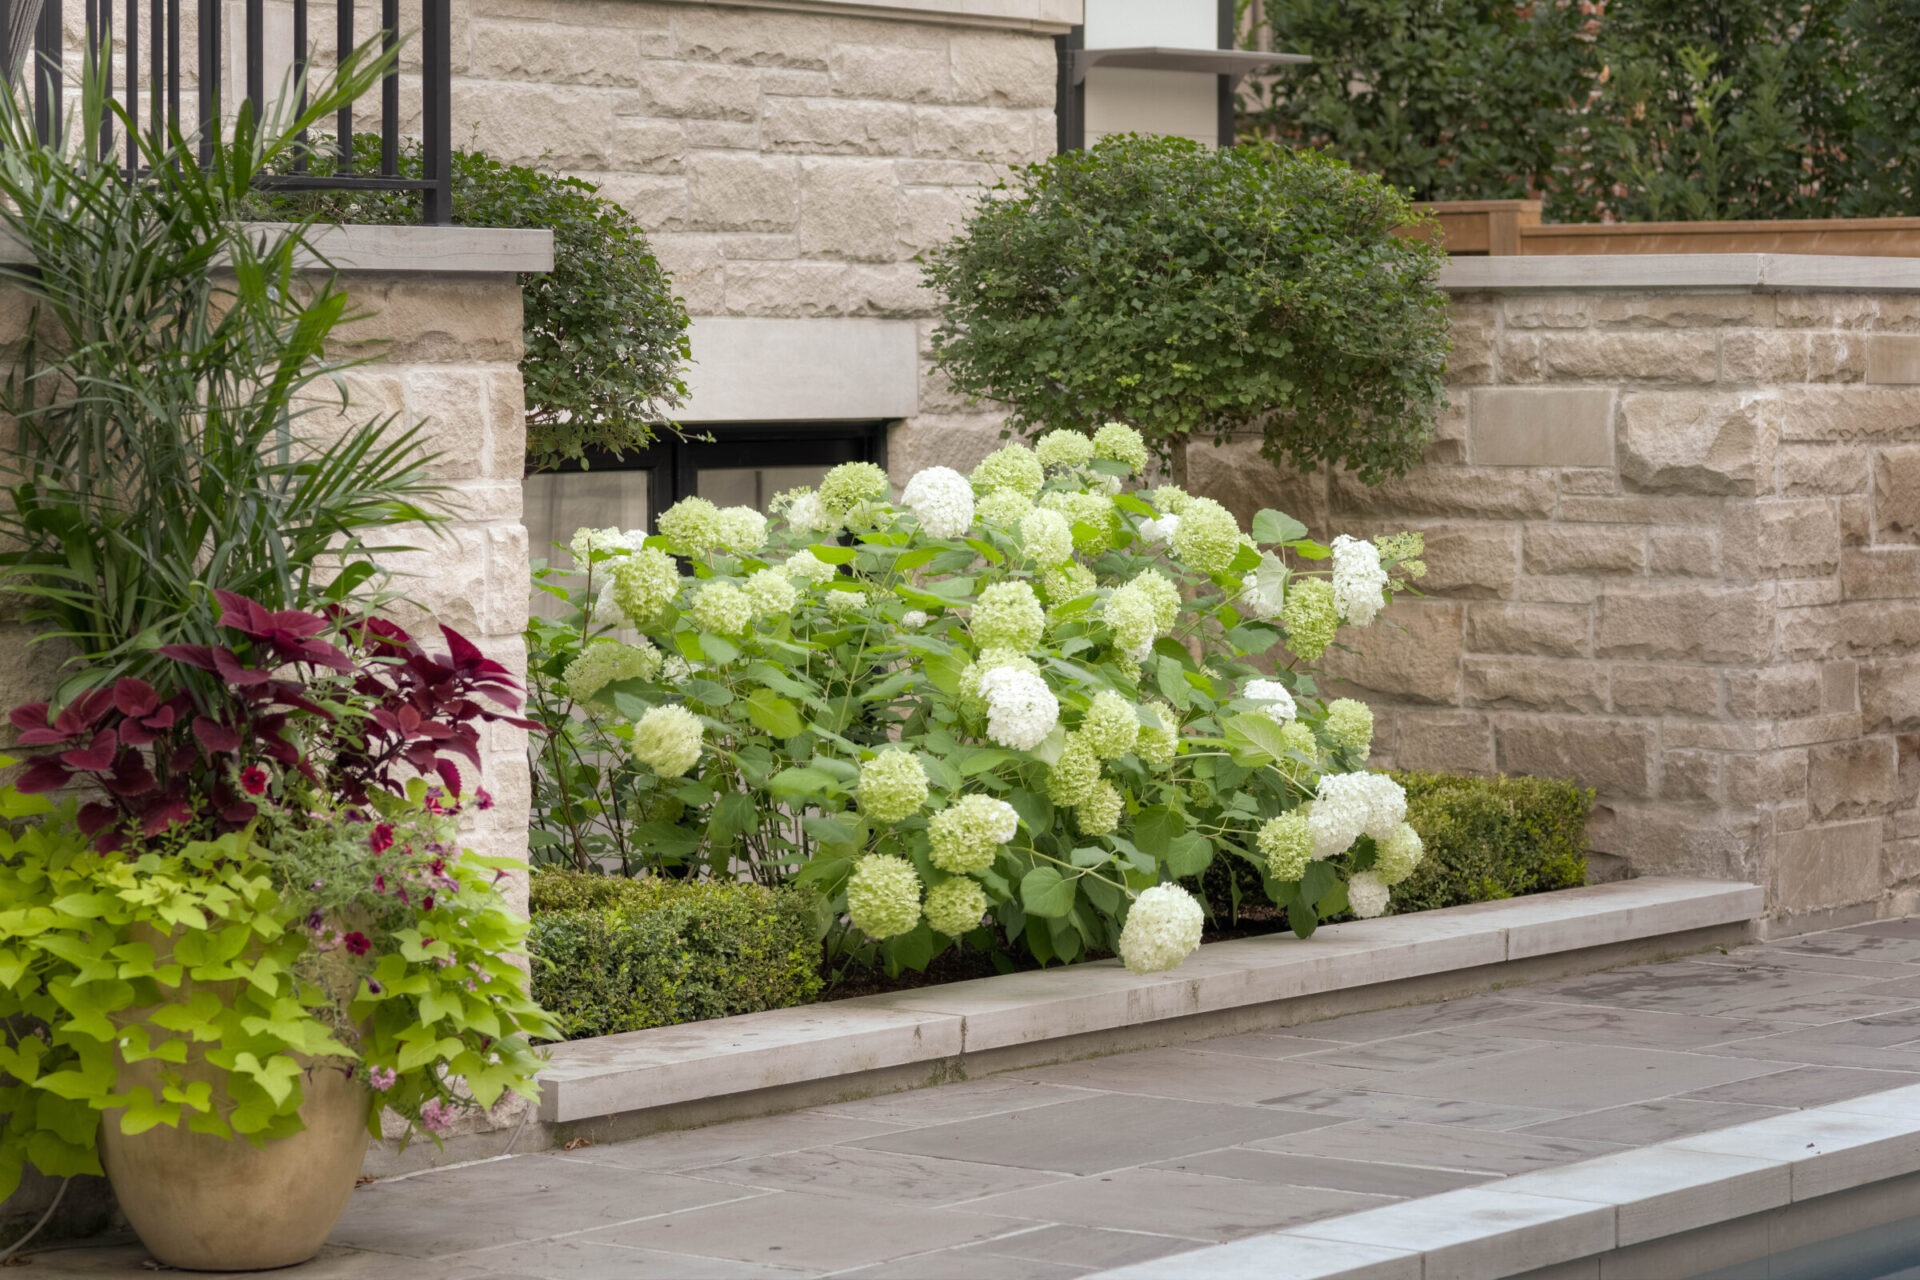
[[1388, 772, 1592, 914], [528, 871, 825, 1039]]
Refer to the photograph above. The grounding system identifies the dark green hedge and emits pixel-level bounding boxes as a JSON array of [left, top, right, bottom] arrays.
[[528, 872, 824, 1040], [1389, 771, 1592, 914]]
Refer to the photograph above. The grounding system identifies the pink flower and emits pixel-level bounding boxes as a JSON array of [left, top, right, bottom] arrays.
[[369, 823, 395, 854], [367, 1066, 398, 1091], [419, 1097, 455, 1136], [474, 788, 493, 811]]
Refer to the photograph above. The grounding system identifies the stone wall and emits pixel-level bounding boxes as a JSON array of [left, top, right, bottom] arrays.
[[1188, 257, 1920, 930]]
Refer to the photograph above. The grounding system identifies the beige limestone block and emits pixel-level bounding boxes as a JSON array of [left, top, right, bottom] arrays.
[[686, 153, 800, 232], [765, 97, 913, 155], [910, 105, 1046, 163], [1392, 710, 1496, 775], [1866, 335, 1920, 385], [1777, 385, 1920, 442], [1466, 602, 1591, 657], [649, 233, 726, 313], [1646, 527, 1722, 578], [1409, 524, 1520, 598], [1559, 493, 1726, 526], [587, 172, 690, 233], [1496, 715, 1656, 798], [1774, 818, 1883, 913], [1330, 466, 1556, 520], [1595, 293, 1776, 329], [1726, 750, 1808, 807], [950, 30, 1057, 108], [1590, 802, 1764, 884], [901, 185, 980, 255], [333, 279, 525, 365], [722, 260, 855, 316], [1537, 331, 1718, 384], [1874, 448, 1920, 544], [799, 158, 902, 261], [847, 261, 936, 315], [1463, 656, 1608, 714], [1862, 659, 1920, 733], [612, 117, 688, 173], [1724, 665, 1823, 720], [456, 81, 615, 167], [1720, 500, 1842, 580], [1780, 601, 1920, 660], [1618, 392, 1778, 496], [1469, 388, 1614, 467], [1808, 737, 1899, 822], [886, 414, 1006, 478], [1840, 547, 1920, 600], [1776, 444, 1869, 497], [1319, 601, 1466, 704], [672, 6, 832, 69], [1611, 664, 1721, 718], [1186, 441, 1330, 533], [830, 41, 953, 103], [1523, 524, 1645, 576], [467, 20, 644, 86], [1596, 585, 1773, 664], [1500, 294, 1594, 329], [1661, 750, 1723, 802]]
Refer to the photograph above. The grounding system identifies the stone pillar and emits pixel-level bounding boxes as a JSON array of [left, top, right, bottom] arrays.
[[1188, 255, 1920, 933]]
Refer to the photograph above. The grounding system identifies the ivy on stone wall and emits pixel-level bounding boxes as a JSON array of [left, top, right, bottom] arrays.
[[252, 142, 690, 471]]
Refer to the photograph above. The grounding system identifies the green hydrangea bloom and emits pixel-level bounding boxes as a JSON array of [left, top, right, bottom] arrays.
[[744, 568, 798, 620], [1092, 423, 1149, 474], [1278, 720, 1319, 761], [928, 794, 1019, 873], [1374, 530, 1425, 563], [1135, 700, 1179, 767], [690, 582, 752, 637], [609, 548, 682, 628], [563, 639, 663, 709], [1148, 484, 1192, 515], [818, 462, 891, 515], [924, 877, 989, 937], [971, 443, 1044, 498], [1102, 584, 1159, 657], [859, 749, 930, 823], [972, 581, 1045, 651], [847, 854, 922, 939], [1373, 822, 1426, 886], [631, 704, 703, 778], [1019, 508, 1073, 567], [1171, 497, 1242, 575], [1042, 562, 1097, 603], [657, 497, 726, 554], [717, 506, 768, 552], [783, 549, 839, 586], [1082, 690, 1139, 760], [1131, 568, 1181, 631], [1258, 811, 1313, 881], [1045, 731, 1100, 805], [825, 587, 868, 617], [1076, 780, 1124, 836], [1036, 428, 1095, 472], [959, 647, 1037, 711], [1324, 698, 1375, 755], [1040, 490, 1117, 554], [1281, 578, 1340, 661], [976, 488, 1036, 526]]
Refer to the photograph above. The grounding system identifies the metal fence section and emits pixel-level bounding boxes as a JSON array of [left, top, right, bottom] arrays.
[[0, 0, 450, 223]]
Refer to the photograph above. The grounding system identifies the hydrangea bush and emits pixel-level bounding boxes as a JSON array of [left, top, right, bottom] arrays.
[[525, 426, 1429, 976]]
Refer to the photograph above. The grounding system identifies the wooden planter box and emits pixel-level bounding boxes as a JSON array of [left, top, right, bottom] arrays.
[[1407, 199, 1920, 258]]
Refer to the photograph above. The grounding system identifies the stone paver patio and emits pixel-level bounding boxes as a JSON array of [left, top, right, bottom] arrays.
[[27, 917, 1920, 1279]]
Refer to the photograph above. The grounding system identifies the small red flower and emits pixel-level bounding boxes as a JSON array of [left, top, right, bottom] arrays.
[[474, 788, 494, 811], [240, 766, 269, 796], [369, 823, 395, 854], [342, 932, 372, 957], [374, 874, 387, 894], [422, 895, 435, 912]]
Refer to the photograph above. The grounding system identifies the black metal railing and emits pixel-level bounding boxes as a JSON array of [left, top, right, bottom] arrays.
[[0, 0, 450, 222]]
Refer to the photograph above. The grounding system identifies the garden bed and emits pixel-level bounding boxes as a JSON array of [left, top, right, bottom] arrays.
[[532, 876, 1760, 1130], [1409, 199, 1920, 258]]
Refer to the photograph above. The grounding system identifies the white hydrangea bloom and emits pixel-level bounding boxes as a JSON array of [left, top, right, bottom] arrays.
[[631, 704, 703, 778], [1306, 771, 1407, 858], [975, 665, 1059, 751], [1243, 678, 1297, 723], [1140, 514, 1180, 545], [785, 490, 840, 536], [1347, 871, 1392, 919], [1118, 883, 1204, 974], [1083, 471, 1123, 497], [783, 549, 839, 585], [718, 506, 769, 552], [1332, 534, 1390, 627], [569, 526, 627, 566], [591, 585, 625, 627], [902, 610, 929, 628], [1019, 508, 1073, 566], [900, 466, 975, 539]]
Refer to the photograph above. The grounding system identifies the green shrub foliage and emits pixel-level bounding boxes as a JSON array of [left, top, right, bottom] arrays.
[[1241, 0, 1920, 223], [1387, 772, 1592, 914], [253, 140, 689, 470], [922, 135, 1451, 485], [528, 871, 824, 1039]]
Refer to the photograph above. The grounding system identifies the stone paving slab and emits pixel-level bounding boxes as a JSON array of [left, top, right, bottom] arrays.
[[23, 914, 1920, 1280]]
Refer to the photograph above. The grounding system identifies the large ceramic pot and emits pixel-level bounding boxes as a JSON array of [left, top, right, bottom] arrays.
[[100, 1056, 372, 1272]]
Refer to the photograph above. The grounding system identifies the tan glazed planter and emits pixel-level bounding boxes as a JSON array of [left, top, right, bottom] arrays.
[[100, 1058, 371, 1272]]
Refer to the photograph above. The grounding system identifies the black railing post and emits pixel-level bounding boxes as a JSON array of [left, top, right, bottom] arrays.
[[34, 0, 60, 145], [196, 0, 215, 164], [244, 0, 262, 130], [377, 0, 396, 174], [334, 0, 350, 168], [420, 0, 449, 224], [291, 0, 306, 170]]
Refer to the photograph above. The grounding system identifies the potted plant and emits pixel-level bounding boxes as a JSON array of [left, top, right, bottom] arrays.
[[0, 593, 552, 1270]]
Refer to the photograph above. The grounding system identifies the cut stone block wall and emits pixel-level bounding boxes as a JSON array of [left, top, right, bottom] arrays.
[[1188, 259, 1920, 929]]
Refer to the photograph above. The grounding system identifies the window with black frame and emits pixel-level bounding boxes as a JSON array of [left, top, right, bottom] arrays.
[[522, 421, 889, 576]]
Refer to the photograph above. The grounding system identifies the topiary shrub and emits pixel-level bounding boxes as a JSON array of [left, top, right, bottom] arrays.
[[921, 135, 1451, 488], [1388, 771, 1592, 914], [528, 871, 825, 1039]]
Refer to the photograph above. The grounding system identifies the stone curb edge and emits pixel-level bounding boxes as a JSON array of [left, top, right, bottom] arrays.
[[1091, 1079, 1920, 1280], [535, 877, 1761, 1125]]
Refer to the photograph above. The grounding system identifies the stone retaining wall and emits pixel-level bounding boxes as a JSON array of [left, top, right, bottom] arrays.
[[1190, 258, 1920, 929]]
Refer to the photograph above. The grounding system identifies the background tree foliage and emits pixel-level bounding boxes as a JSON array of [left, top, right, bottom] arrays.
[[255, 144, 689, 470], [921, 135, 1452, 486], [1240, 0, 1920, 223]]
